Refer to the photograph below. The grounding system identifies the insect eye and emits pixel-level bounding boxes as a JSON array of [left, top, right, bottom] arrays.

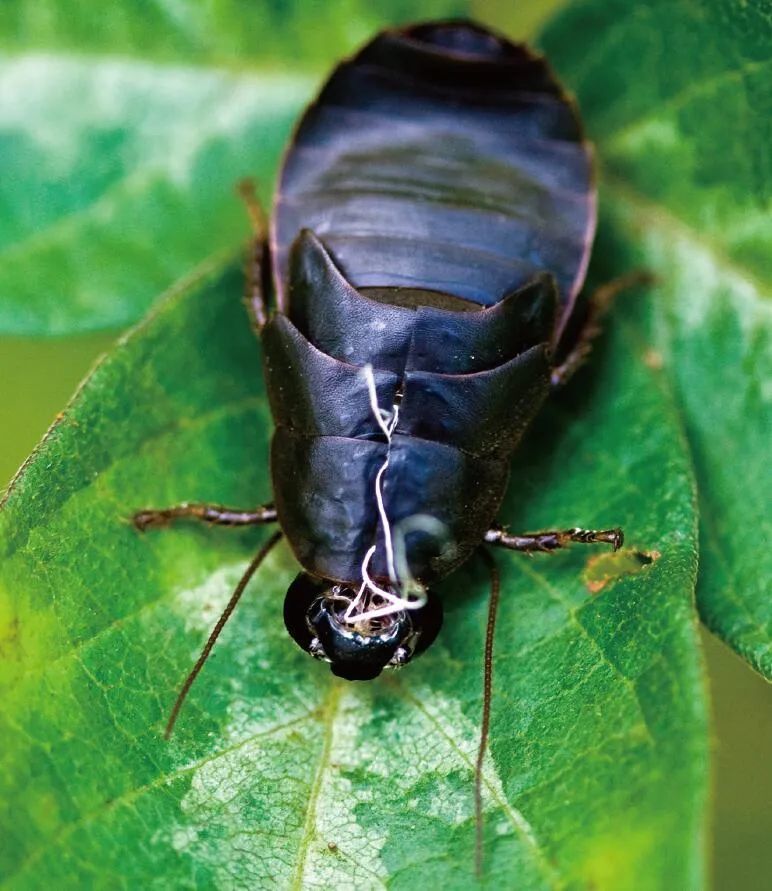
[[388, 646, 412, 667], [283, 572, 327, 652], [308, 637, 329, 662]]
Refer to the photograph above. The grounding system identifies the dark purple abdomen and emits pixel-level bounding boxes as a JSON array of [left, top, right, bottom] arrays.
[[264, 21, 594, 585], [272, 21, 594, 318]]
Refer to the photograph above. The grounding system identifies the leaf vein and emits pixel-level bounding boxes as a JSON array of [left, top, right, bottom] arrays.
[[395, 682, 564, 890], [5, 708, 317, 885], [290, 684, 342, 890]]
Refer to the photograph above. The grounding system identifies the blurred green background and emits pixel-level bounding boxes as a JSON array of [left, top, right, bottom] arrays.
[[1, 0, 769, 886]]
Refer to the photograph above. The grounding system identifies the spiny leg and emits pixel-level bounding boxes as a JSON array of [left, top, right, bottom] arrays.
[[164, 530, 283, 738], [475, 547, 501, 878], [485, 525, 623, 553], [133, 502, 277, 532], [551, 271, 652, 388], [236, 177, 270, 331]]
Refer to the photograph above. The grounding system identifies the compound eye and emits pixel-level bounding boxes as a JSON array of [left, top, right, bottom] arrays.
[[389, 646, 412, 667], [308, 637, 329, 662], [283, 573, 327, 653]]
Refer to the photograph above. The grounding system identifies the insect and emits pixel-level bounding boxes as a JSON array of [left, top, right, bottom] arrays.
[[134, 19, 641, 867]]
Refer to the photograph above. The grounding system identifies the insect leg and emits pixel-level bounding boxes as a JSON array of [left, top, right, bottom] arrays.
[[485, 525, 623, 553], [237, 178, 270, 331], [551, 271, 652, 388], [133, 502, 277, 531]]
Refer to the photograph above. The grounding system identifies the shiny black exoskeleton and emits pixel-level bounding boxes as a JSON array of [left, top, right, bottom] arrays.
[[266, 21, 599, 678], [136, 21, 625, 697]]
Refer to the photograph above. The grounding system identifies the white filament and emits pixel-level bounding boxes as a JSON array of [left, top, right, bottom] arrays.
[[393, 514, 452, 599], [363, 363, 399, 585], [342, 364, 428, 624]]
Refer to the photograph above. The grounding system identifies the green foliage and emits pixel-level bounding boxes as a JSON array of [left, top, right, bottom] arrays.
[[539, 0, 772, 679], [0, 1, 467, 67], [0, 0, 464, 334], [0, 259, 707, 888], [1, 0, 768, 886], [0, 63, 307, 333]]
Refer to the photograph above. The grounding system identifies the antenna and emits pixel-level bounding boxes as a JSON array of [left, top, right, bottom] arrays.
[[475, 548, 501, 876], [164, 530, 283, 739]]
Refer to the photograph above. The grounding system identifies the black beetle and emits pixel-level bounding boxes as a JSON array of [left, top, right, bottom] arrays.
[[135, 19, 640, 863]]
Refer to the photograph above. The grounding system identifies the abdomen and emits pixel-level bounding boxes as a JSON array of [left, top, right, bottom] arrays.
[[272, 20, 594, 315], [264, 21, 595, 585]]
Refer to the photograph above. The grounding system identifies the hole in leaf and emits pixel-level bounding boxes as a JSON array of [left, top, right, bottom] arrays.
[[583, 548, 660, 594]]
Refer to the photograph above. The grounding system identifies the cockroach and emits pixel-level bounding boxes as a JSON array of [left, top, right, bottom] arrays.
[[134, 20, 641, 869]]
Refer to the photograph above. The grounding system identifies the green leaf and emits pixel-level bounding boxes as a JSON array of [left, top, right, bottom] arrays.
[[0, 60, 308, 334], [0, 0, 467, 335], [0, 1, 467, 68], [538, 0, 772, 678], [0, 256, 707, 887]]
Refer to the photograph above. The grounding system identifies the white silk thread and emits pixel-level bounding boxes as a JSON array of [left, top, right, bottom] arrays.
[[343, 364, 428, 623]]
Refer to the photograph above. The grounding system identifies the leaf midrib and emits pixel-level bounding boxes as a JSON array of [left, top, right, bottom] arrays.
[[290, 683, 343, 889]]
